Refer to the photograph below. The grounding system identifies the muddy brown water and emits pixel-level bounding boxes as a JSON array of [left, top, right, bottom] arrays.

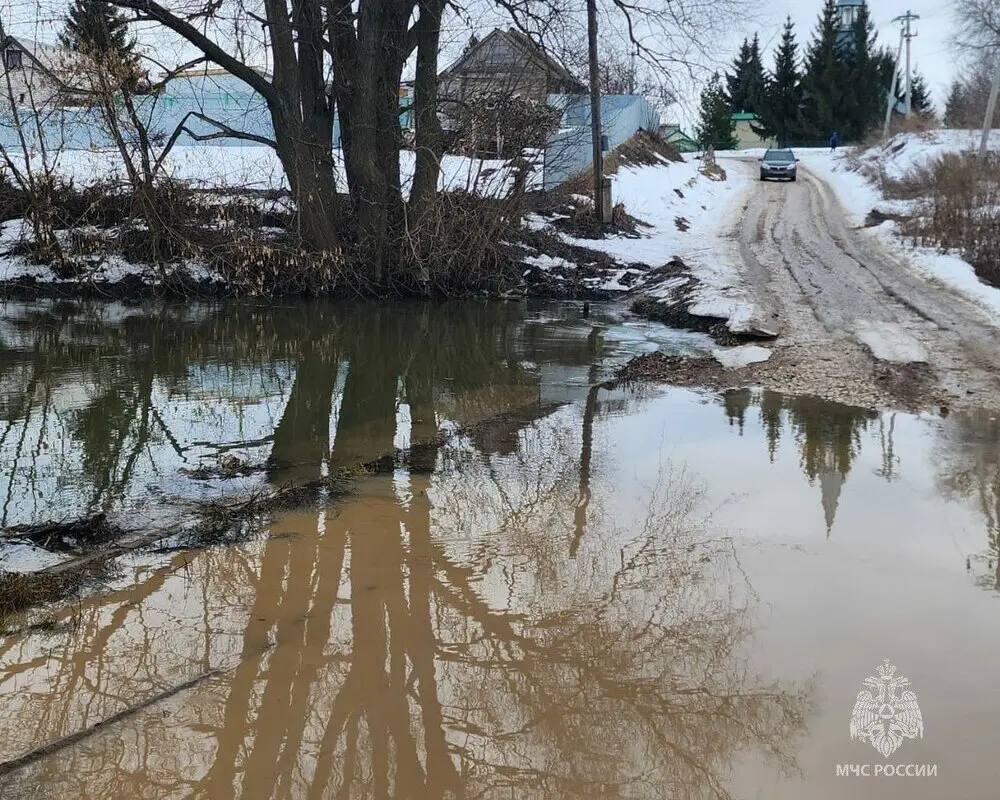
[[2, 299, 1000, 798]]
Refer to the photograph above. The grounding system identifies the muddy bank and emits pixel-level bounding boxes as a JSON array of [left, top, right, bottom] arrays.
[[627, 257, 777, 348], [0, 233, 627, 303], [615, 347, 942, 414]]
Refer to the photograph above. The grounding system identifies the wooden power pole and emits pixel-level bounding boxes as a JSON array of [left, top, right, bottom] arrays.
[[586, 0, 605, 222]]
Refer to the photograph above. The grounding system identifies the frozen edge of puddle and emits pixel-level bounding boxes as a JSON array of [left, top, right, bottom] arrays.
[[712, 345, 773, 369], [854, 320, 928, 364]]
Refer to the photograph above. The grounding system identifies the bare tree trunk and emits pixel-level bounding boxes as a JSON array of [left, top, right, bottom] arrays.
[[410, 0, 446, 210], [337, 11, 408, 283], [273, 127, 341, 253]]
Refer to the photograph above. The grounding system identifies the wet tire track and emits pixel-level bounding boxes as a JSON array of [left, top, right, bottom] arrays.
[[732, 157, 1000, 410]]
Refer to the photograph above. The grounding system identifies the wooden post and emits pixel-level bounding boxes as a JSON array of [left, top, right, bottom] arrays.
[[586, 0, 604, 222]]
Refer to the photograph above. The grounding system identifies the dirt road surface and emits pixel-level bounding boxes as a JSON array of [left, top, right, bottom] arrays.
[[705, 156, 1000, 411]]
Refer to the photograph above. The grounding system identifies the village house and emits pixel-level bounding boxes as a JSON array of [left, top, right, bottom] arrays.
[[437, 28, 587, 129], [0, 34, 91, 107], [659, 123, 698, 153]]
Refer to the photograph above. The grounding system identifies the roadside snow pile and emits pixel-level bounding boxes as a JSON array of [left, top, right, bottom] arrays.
[[803, 131, 1000, 327], [526, 152, 766, 335], [851, 130, 1000, 182]]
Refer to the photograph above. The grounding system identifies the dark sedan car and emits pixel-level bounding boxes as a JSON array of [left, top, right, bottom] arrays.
[[759, 148, 799, 181]]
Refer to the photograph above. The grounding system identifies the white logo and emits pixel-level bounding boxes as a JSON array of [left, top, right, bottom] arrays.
[[850, 659, 923, 758]]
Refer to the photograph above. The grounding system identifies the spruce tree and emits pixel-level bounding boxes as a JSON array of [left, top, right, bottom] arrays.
[[696, 72, 738, 150], [754, 17, 804, 145], [747, 34, 767, 115], [841, 1, 886, 140], [60, 0, 133, 58], [896, 69, 933, 115], [726, 39, 753, 111], [726, 36, 766, 115], [800, 0, 850, 141]]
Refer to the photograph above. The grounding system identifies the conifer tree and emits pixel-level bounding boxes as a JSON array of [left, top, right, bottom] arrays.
[[60, 0, 133, 58], [841, 1, 886, 140], [896, 69, 933, 115], [696, 72, 738, 150], [800, 0, 850, 140], [726, 35, 767, 115], [754, 17, 804, 145]]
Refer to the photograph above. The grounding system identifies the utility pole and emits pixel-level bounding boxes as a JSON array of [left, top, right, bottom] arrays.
[[883, 27, 904, 139], [980, 58, 1000, 155], [891, 11, 919, 117], [586, 0, 605, 222]]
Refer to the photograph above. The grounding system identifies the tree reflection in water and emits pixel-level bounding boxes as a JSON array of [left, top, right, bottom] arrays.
[[932, 409, 1000, 591], [0, 396, 815, 800]]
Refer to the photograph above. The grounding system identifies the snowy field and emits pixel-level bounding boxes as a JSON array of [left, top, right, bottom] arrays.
[[799, 132, 1000, 323], [4, 145, 542, 198]]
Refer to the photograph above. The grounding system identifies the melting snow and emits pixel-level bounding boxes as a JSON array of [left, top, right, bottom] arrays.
[[854, 320, 928, 364], [711, 345, 772, 369]]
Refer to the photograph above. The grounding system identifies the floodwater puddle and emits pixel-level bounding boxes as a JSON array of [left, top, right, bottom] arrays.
[[2, 300, 1000, 798]]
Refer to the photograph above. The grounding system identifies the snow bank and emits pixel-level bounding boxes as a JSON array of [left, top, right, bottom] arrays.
[[851, 130, 1000, 182], [803, 131, 1000, 326], [530, 153, 759, 332]]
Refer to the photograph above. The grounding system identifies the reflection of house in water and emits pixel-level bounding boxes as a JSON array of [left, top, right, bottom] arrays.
[[723, 389, 881, 536]]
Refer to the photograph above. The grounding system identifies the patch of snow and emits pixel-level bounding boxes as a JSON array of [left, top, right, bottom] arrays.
[[0, 541, 68, 572], [854, 320, 928, 364], [522, 254, 575, 271], [711, 344, 772, 369], [0, 257, 53, 282], [3, 145, 541, 200], [522, 213, 549, 232]]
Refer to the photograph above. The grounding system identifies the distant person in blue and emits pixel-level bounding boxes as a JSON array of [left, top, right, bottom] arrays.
[[830, 130, 840, 152]]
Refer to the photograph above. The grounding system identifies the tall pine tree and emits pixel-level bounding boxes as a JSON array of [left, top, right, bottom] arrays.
[[726, 35, 767, 115], [60, 0, 133, 58], [696, 73, 739, 150], [800, 0, 851, 140], [754, 17, 804, 145]]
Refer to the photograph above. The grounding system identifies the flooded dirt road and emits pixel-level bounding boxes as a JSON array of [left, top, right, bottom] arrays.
[[3, 300, 1000, 798]]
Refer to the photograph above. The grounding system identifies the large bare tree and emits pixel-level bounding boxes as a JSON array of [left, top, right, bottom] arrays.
[[103, 0, 750, 283], [953, 0, 1000, 53]]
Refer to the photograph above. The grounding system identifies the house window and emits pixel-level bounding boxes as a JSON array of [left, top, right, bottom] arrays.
[[5, 49, 22, 69]]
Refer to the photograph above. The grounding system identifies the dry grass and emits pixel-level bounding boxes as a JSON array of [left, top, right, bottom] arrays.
[[881, 151, 1000, 287], [0, 571, 68, 618], [0, 559, 113, 629]]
